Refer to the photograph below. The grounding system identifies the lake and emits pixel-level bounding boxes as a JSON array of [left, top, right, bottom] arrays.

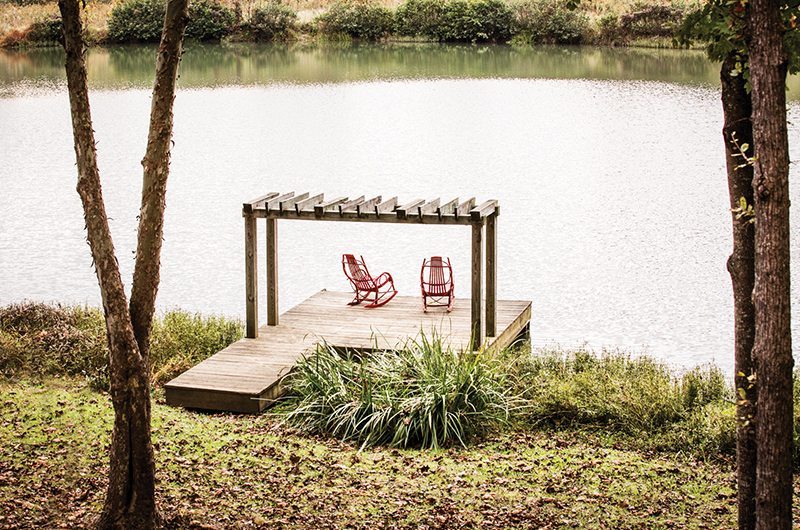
[[1, 43, 798, 373]]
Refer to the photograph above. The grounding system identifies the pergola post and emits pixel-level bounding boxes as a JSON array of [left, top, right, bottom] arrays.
[[485, 209, 497, 337], [471, 221, 483, 346], [244, 212, 258, 338], [266, 218, 279, 326]]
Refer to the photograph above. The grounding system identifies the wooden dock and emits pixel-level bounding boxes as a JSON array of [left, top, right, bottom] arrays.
[[165, 290, 531, 413]]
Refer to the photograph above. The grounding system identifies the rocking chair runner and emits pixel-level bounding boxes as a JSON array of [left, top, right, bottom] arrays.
[[421, 256, 454, 312], [342, 254, 398, 308]]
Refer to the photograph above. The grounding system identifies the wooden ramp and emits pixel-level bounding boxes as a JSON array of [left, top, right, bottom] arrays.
[[165, 290, 531, 413]]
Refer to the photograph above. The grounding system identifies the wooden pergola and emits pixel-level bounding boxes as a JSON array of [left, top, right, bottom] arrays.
[[242, 191, 500, 345]]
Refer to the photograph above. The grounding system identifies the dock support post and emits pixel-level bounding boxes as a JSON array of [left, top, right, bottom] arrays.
[[471, 221, 483, 347], [485, 210, 497, 337], [244, 213, 258, 338], [266, 218, 279, 326]]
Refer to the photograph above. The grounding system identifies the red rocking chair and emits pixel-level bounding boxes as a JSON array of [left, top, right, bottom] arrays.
[[342, 254, 398, 308], [420, 256, 454, 312]]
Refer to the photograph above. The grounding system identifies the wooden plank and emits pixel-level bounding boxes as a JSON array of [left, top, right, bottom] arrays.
[[244, 213, 258, 339], [357, 196, 382, 217], [266, 218, 278, 326], [470, 199, 498, 221], [266, 192, 295, 211], [396, 199, 424, 219], [437, 197, 459, 219], [486, 211, 497, 337], [456, 198, 476, 220], [374, 196, 398, 215], [417, 198, 440, 218], [278, 192, 310, 213], [339, 196, 365, 214], [471, 222, 483, 346], [258, 209, 474, 225], [243, 192, 279, 213], [314, 197, 347, 217], [294, 193, 324, 213]]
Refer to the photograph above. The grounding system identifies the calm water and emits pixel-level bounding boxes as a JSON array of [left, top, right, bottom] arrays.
[[1, 43, 798, 372]]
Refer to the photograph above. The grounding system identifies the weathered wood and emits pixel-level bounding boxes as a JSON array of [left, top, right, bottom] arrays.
[[417, 198, 441, 218], [259, 209, 469, 225], [470, 199, 499, 221], [294, 193, 324, 213], [395, 199, 425, 219], [374, 196, 398, 215], [265, 192, 294, 211], [314, 197, 347, 217], [244, 213, 258, 338], [486, 211, 497, 337], [357, 196, 382, 217], [437, 198, 459, 219], [166, 291, 531, 413], [471, 222, 483, 346], [456, 198, 476, 220], [266, 218, 278, 326], [278, 192, 309, 213], [339, 196, 366, 214], [243, 192, 279, 213]]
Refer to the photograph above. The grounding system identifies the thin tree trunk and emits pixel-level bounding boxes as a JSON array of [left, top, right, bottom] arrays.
[[720, 52, 757, 530], [129, 0, 189, 361], [748, 0, 794, 528], [58, 0, 158, 528]]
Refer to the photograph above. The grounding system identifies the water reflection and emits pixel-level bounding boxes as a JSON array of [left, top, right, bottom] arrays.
[[3, 42, 797, 96]]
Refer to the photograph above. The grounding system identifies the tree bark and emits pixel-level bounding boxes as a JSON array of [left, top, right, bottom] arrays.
[[59, 1, 158, 528], [748, 0, 794, 528], [720, 52, 757, 530], [129, 0, 189, 362]]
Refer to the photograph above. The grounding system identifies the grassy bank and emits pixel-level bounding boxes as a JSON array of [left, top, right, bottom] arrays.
[[3, 301, 800, 525], [0, 0, 696, 48], [0, 378, 749, 528]]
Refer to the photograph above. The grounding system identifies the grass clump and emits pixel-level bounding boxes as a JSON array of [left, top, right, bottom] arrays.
[[315, 0, 394, 40], [283, 336, 514, 448], [0, 301, 242, 390], [186, 0, 236, 40]]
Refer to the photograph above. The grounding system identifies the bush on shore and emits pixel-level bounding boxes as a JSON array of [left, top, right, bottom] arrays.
[[510, 0, 587, 45], [241, 0, 298, 41], [314, 0, 394, 40], [0, 301, 242, 390], [395, 0, 512, 42], [108, 0, 236, 43]]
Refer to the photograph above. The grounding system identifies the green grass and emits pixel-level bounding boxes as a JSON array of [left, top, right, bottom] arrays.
[[0, 378, 750, 528], [283, 336, 515, 448]]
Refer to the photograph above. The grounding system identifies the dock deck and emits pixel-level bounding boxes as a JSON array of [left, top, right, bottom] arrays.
[[165, 290, 531, 413]]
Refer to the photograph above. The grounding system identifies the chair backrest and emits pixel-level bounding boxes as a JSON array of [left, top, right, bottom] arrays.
[[343, 254, 375, 290], [422, 256, 452, 290]]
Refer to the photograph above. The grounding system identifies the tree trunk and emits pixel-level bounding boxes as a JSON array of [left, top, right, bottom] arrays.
[[129, 0, 189, 362], [720, 52, 757, 530], [58, 0, 158, 528], [748, 1, 794, 528]]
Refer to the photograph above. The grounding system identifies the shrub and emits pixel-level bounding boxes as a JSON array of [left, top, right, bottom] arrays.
[[107, 0, 165, 42], [618, 3, 686, 40], [244, 0, 297, 41], [396, 0, 512, 42], [0, 302, 242, 390], [26, 16, 64, 44], [510, 0, 587, 45], [109, 0, 237, 43], [283, 336, 514, 448], [394, 0, 447, 37], [187, 0, 236, 40], [315, 0, 394, 40]]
